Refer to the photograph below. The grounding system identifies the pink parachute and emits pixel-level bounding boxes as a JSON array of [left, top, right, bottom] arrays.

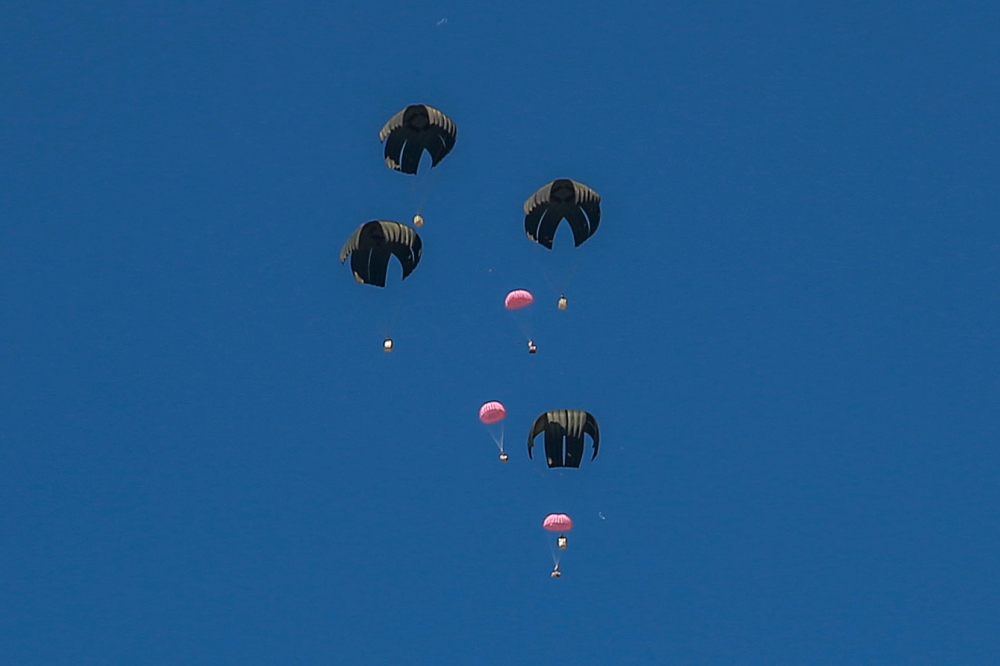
[[543, 513, 573, 532], [478, 401, 507, 425], [504, 289, 534, 310]]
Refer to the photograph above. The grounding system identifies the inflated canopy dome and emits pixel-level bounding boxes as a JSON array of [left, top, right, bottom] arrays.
[[340, 220, 422, 287], [527, 409, 600, 469], [379, 104, 457, 174], [524, 179, 601, 249]]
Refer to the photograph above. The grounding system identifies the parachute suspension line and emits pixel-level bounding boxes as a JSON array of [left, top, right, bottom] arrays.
[[561, 259, 583, 295], [531, 245, 562, 300], [516, 319, 533, 344], [551, 251, 584, 304], [387, 297, 405, 338], [505, 293, 537, 351], [416, 162, 440, 215], [549, 539, 561, 567], [530, 243, 584, 306], [528, 457, 550, 481], [570, 474, 587, 506], [490, 422, 507, 461], [551, 461, 593, 530], [407, 149, 440, 225], [376, 288, 407, 345], [487, 423, 505, 452], [533, 467, 589, 518]]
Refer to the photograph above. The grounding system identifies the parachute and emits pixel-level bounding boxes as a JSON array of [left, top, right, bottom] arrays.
[[504, 289, 537, 352], [479, 401, 508, 461], [504, 289, 534, 310], [527, 410, 600, 469], [478, 401, 506, 424], [379, 104, 457, 175], [524, 179, 601, 249], [544, 513, 573, 564], [340, 220, 422, 287], [542, 513, 573, 532]]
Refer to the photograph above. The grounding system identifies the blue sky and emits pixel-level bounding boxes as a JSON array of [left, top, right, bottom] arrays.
[[2, 2, 999, 663]]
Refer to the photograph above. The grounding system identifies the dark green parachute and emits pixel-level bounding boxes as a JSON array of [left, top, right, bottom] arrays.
[[524, 179, 601, 249], [340, 220, 422, 287], [527, 410, 600, 469], [379, 104, 457, 175]]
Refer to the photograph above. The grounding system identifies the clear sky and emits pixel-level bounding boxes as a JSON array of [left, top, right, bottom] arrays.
[[2, 2, 999, 663]]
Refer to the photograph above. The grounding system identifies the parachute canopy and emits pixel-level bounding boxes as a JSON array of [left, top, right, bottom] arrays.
[[543, 513, 573, 532], [340, 220, 422, 287], [479, 401, 507, 425], [527, 410, 600, 468], [379, 104, 457, 174], [524, 179, 601, 249], [504, 289, 534, 310]]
